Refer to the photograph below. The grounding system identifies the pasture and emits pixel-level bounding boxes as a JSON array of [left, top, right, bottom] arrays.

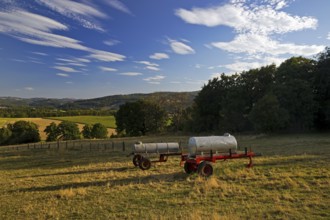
[[47, 116, 116, 128], [0, 133, 329, 219]]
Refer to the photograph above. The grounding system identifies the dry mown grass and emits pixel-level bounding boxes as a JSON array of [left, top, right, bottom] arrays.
[[0, 133, 329, 219]]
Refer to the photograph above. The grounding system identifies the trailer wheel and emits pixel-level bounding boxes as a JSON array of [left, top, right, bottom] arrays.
[[132, 154, 142, 167], [184, 161, 197, 174], [139, 158, 151, 170], [197, 161, 213, 177]]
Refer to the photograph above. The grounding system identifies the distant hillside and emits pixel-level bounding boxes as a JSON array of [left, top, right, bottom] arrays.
[[0, 97, 76, 108], [0, 91, 198, 112], [61, 91, 198, 112]]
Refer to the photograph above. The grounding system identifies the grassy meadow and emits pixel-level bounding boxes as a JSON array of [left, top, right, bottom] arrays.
[[47, 116, 116, 128], [0, 133, 329, 219]]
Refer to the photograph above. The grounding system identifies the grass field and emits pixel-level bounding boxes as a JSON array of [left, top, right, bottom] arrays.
[[0, 133, 329, 219], [47, 116, 116, 128]]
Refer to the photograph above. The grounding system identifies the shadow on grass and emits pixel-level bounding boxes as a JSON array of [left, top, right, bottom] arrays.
[[0, 149, 128, 170], [11, 172, 188, 193], [17, 167, 136, 178], [254, 155, 329, 167]]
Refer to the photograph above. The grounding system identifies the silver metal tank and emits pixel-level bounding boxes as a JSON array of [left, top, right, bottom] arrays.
[[133, 142, 180, 154], [188, 134, 237, 156]]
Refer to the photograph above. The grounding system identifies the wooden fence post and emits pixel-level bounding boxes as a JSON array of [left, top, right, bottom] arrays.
[[122, 141, 125, 152], [112, 142, 114, 151]]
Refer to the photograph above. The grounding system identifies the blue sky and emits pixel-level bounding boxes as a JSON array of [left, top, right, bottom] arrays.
[[0, 0, 329, 98]]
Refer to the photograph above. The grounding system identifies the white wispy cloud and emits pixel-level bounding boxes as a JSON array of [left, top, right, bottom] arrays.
[[0, 9, 126, 62], [32, 52, 48, 56], [176, 0, 324, 72], [135, 61, 159, 67], [24, 87, 34, 91], [211, 33, 324, 56], [36, 0, 105, 31], [56, 73, 69, 77], [327, 33, 330, 40], [135, 61, 160, 71], [88, 49, 125, 62], [103, 0, 133, 15], [169, 39, 195, 55], [53, 66, 79, 72], [176, 0, 316, 34], [104, 39, 121, 46], [99, 66, 117, 72], [143, 75, 165, 84], [55, 57, 90, 67], [149, 53, 169, 60], [145, 66, 160, 71], [119, 72, 142, 76]]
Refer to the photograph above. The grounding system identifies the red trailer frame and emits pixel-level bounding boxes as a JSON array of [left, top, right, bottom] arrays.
[[132, 147, 261, 177], [181, 147, 261, 177]]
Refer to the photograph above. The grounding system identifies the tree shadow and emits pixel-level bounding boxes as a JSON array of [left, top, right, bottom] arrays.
[[17, 166, 136, 178], [11, 172, 188, 193]]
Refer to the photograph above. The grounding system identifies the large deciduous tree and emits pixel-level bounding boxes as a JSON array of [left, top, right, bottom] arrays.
[[249, 93, 289, 132], [314, 47, 330, 130], [115, 100, 167, 136], [91, 123, 108, 139], [44, 122, 60, 142], [7, 120, 40, 144]]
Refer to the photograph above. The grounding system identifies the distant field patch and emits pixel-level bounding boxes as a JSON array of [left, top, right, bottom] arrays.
[[47, 116, 116, 128], [0, 116, 116, 140], [0, 117, 62, 140]]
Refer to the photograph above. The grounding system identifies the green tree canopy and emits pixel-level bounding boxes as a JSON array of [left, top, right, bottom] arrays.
[[91, 123, 108, 139], [0, 127, 12, 145], [7, 120, 40, 145], [115, 100, 167, 136], [82, 124, 93, 139], [44, 122, 59, 142], [57, 121, 80, 140], [249, 93, 289, 132]]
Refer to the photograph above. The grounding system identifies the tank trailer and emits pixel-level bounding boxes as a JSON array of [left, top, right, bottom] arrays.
[[131, 134, 261, 177]]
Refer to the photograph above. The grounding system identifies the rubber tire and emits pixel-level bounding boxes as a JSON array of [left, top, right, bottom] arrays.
[[132, 154, 142, 167], [197, 161, 213, 177], [184, 161, 197, 174], [139, 158, 151, 170]]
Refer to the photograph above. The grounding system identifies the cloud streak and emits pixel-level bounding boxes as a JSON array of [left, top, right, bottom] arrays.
[[176, 0, 324, 72], [150, 53, 170, 60], [103, 0, 133, 15], [36, 0, 106, 31], [143, 75, 165, 84], [119, 72, 142, 76], [53, 66, 79, 72], [0, 9, 125, 62], [169, 39, 195, 55]]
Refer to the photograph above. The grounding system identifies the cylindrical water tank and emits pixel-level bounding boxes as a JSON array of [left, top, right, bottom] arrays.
[[133, 142, 180, 154], [188, 134, 237, 156]]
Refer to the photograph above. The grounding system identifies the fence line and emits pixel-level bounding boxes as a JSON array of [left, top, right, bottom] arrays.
[[1, 138, 188, 152]]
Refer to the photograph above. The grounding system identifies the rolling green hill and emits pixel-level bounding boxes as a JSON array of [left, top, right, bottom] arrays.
[[0, 91, 198, 112]]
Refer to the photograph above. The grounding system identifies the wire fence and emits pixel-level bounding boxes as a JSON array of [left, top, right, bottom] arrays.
[[0, 137, 189, 152]]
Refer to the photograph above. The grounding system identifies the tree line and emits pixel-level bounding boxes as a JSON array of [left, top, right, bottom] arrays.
[[0, 120, 109, 146], [0, 107, 115, 118], [116, 48, 330, 135]]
